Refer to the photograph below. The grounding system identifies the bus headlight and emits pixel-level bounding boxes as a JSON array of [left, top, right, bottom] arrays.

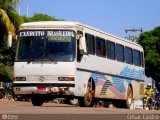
[[58, 77, 75, 81], [16, 77, 26, 81]]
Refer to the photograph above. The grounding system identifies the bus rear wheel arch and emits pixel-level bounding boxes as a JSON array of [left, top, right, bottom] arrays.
[[78, 79, 95, 107]]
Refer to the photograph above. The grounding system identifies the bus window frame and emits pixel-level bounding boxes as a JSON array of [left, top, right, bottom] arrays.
[[106, 40, 116, 60], [85, 33, 95, 55], [125, 46, 133, 65], [95, 36, 106, 58], [133, 49, 141, 66], [116, 43, 125, 62]]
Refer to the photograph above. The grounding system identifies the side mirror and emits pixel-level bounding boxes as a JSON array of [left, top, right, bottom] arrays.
[[7, 32, 12, 48], [77, 34, 87, 54]]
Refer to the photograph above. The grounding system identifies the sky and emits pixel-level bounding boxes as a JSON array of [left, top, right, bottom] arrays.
[[17, 0, 160, 38]]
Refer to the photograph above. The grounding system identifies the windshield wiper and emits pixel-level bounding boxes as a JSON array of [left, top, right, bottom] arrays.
[[27, 59, 35, 64], [44, 48, 57, 64], [42, 37, 57, 64]]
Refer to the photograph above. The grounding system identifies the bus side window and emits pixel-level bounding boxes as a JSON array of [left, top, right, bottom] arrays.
[[96, 37, 106, 57], [125, 47, 133, 65], [140, 52, 144, 67], [85, 33, 95, 55], [116, 44, 124, 62], [133, 50, 141, 66], [106, 40, 115, 60]]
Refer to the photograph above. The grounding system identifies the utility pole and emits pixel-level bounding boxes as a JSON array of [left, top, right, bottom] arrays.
[[26, 0, 29, 17], [17, 0, 21, 15], [125, 28, 143, 43], [18, 5, 21, 15]]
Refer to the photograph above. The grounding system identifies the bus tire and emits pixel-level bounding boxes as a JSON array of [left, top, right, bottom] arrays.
[[126, 85, 133, 109], [79, 81, 95, 107], [31, 96, 44, 106]]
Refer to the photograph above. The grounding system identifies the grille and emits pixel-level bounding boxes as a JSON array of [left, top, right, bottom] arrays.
[[27, 76, 58, 82]]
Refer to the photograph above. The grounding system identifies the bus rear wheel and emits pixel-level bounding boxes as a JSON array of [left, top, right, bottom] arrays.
[[126, 85, 133, 109], [79, 81, 95, 107]]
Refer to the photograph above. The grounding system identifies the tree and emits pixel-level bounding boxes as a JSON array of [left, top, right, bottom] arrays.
[[0, 0, 23, 53], [0, 0, 23, 82], [24, 13, 55, 22], [0, 1, 64, 82], [0, 0, 22, 37], [24, 13, 65, 22], [139, 26, 160, 88], [0, 0, 21, 8]]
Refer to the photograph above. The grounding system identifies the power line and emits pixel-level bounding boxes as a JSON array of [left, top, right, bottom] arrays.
[[124, 28, 143, 43]]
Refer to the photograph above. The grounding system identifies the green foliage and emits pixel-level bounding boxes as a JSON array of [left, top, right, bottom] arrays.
[[139, 26, 160, 82], [0, 2, 64, 83], [0, 0, 21, 9], [24, 13, 65, 22], [0, 0, 21, 83], [24, 13, 55, 22], [7, 8, 24, 33], [0, 63, 13, 82]]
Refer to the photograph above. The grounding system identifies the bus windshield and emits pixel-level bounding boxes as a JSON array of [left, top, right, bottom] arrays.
[[16, 30, 76, 62]]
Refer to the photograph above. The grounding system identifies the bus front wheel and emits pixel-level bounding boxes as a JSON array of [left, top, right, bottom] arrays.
[[79, 81, 95, 107], [31, 96, 44, 106]]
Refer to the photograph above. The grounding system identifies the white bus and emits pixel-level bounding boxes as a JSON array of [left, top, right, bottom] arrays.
[[13, 21, 144, 108]]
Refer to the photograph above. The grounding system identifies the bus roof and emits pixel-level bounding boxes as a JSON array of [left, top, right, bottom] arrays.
[[20, 21, 79, 27], [20, 21, 143, 48]]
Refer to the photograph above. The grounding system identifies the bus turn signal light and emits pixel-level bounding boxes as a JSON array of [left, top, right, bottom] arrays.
[[13, 77, 26, 81], [58, 77, 75, 81]]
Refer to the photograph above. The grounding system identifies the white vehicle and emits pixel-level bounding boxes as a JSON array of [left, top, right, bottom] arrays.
[[13, 21, 144, 107]]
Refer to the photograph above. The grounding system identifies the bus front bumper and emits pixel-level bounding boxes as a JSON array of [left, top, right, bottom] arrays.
[[13, 83, 75, 95]]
